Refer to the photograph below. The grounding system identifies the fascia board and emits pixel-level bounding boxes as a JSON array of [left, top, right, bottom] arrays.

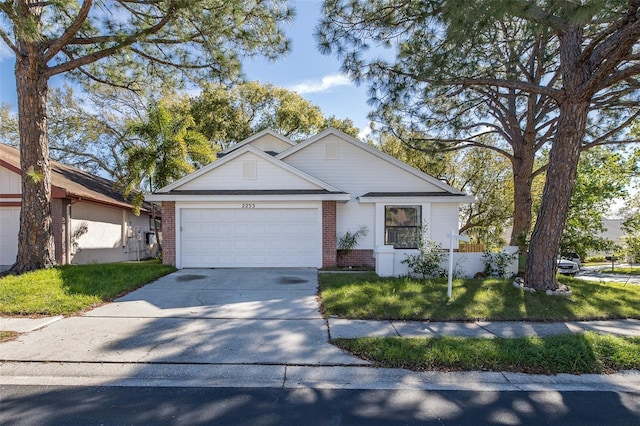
[[145, 193, 352, 202], [358, 195, 475, 204]]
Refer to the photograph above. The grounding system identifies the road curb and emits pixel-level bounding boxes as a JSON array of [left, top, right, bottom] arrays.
[[1, 362, 639, 392]]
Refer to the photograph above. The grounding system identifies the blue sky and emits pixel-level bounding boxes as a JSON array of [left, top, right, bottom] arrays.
[[0, 1, 373, 138]]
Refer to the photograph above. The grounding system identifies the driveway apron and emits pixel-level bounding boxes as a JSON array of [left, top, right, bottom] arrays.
[[0, 269, 366, 366]]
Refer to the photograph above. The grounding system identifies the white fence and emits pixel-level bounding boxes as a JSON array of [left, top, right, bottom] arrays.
[[376, 246, 520, 278]]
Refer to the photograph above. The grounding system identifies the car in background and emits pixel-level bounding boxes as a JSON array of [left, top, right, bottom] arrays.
[[562, 252, 582, 268], [557, 257, 580, 276]]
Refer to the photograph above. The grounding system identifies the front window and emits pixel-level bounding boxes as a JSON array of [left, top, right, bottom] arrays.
[[385, 206, 421, 248]]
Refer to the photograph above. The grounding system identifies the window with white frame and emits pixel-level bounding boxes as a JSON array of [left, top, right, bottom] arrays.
[[384, 205, 421, 248]]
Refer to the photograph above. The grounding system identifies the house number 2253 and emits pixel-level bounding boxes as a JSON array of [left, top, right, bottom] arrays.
[[242, 203, 256, 209]]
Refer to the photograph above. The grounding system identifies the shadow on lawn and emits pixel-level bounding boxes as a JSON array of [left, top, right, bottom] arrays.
[[320, 273, 640, 322]]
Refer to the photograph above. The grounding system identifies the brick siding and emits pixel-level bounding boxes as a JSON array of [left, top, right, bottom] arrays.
[[322, 201, 337, 268], [161, 201, 176, 266], [337, 249, 375, 268]]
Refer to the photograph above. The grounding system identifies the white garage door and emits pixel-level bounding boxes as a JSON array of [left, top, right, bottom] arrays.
[[0, 207, 20, 265], [180, 208, 321, 268]]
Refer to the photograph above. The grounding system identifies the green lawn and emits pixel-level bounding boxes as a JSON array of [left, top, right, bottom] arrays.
[[332, 332, 640, 374], [0, 261, 176, 316], [319, 272, 640, 321]]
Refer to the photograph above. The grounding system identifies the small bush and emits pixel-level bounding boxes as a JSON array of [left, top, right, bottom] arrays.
[[402, 227, 446, 279], [483, 250, 518, 278], [338, 225, 369, 254]]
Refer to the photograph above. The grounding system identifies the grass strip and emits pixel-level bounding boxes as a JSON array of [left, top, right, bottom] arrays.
[[332, 332, 640, 374], [0, 261, 176, 316], [319, 272, 640, 321], [0, 331, 18, 342]]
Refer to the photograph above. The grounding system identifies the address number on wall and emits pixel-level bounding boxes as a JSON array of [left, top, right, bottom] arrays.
[[242, 203, 256, 209]]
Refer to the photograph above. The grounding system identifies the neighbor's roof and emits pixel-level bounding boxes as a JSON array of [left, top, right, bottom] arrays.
[[0, 143, 150, 213]]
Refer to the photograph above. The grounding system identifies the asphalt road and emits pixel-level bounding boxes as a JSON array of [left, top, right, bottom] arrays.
[[2, 385, 640, 426]]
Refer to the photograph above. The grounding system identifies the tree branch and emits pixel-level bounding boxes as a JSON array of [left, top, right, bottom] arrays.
[[450, 76, 562, 100], [45, 1, 177, 77], [0, 28, 19, 55], [43, 0, 93, 63]]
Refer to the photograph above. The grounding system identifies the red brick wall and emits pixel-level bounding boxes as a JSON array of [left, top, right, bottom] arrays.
[[161, 201, 176, 266], [322, 201, 337, 268], [337, 249, 375, 268]]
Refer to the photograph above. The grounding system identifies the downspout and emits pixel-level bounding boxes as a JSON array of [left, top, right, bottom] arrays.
[[66, 199, 81, 264], [122, 210, 127, 248]]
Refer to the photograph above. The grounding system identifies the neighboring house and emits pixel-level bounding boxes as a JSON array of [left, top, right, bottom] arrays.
[[147, 128, 475, 277], [0, 143, 156, 267], [601, 218, 626, 248]]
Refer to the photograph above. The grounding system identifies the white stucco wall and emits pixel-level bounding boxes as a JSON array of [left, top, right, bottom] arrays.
[[0, 206, 20, 265], [70, 202, 152, 264], [336, 201, 375, 249], [429, 203, 463, 247], [387, 248, 519, 278], [0, 166, 21, 193]]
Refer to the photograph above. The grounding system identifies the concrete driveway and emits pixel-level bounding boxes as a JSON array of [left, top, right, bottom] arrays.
[[0, 269, 366, 366]]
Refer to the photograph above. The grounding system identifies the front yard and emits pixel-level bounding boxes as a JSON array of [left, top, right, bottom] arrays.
[[319, 272, 640, 374], [0, 260, 176, 316], [319, 272, 640, 321]]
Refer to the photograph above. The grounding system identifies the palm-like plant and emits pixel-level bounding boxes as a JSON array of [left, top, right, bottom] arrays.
[[121, 100, 215, 251]]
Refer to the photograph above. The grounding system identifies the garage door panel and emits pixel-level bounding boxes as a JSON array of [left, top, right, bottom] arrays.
[[251, 240, 266, 249], [180, 207, 320, 268]]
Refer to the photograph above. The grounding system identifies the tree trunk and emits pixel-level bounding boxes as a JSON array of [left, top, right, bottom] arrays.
[[524, 101, 588, 290], [524, 113, 587, 290], [509, 143, 536, 249], [10, 49, 56, 274], [525, 28, 590, 291]]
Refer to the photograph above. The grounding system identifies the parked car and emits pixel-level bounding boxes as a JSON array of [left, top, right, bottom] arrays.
[[557, 258, 579, 276], [562, 252, 582, 268]]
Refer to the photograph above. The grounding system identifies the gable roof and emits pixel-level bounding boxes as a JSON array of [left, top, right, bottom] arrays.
[[219, 128, 296, 156], [278, 128, 467, 195], [0, 143, 150, 212], [153, 144, 346, 194]]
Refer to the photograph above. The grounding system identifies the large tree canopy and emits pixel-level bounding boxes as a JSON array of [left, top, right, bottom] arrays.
[[0, 0, 293, 274], [559, 147, 638, 257], [33, 80, 359, 180], [318, 0, 640, 290], [190, 81, 360, 148]]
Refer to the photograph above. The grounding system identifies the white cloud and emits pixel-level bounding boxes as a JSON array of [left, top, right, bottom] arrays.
[[288, 73, 352, 94], [357, 123, 373, 140]]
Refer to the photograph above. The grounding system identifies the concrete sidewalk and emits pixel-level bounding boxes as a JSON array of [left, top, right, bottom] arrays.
[[327, 318, 640, 339], [5, 316, 640, 338]]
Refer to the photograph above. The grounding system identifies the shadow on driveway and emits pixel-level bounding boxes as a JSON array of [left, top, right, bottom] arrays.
[[0, 269, 366, 366]]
